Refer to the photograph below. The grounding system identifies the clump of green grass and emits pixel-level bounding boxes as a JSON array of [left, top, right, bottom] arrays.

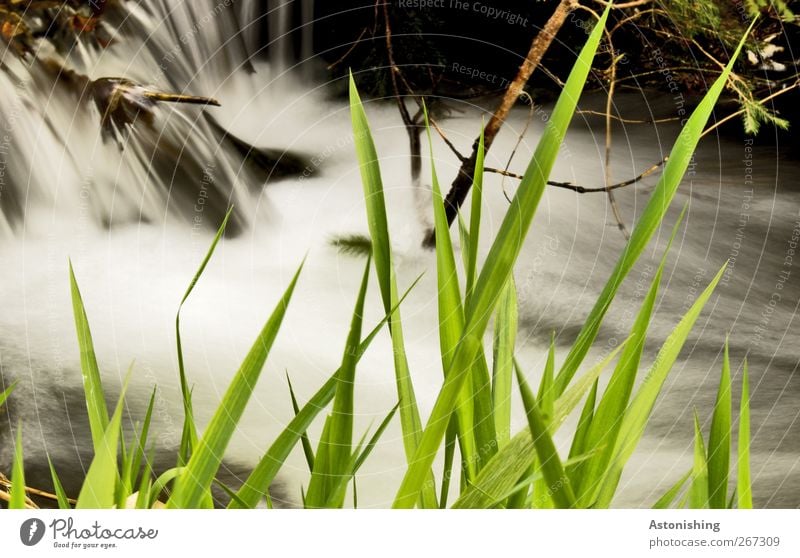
[[4, 10, 758, 509]]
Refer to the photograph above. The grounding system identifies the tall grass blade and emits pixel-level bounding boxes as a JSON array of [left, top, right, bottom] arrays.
[[287, 373, 315, 471], [466, 129, 485, 300], [174, 207, 233, 465], [122, 388, 156, 499], [451, 344, 624, 508], [69, 261, 109, 451], [575, 208, 685, 503], [393, 5, 610, 509], [353, 404, 400, 473], [76, 377, 130, 509], [707, 339, 732, 508], [10, 426, 25, 509], [47, 457, 72, 509], [689, 412, 709, 509], [306, 258, 371, 506], [538, 336, 556, 421], [737, 360, 752, 509], [0, 382, 14, 408], [493, 278, 518, 448], [425, 108, 478, 479], [515, 366, 576, 508], [593, 262, 728, 507], [350, 73, 436, 508], [553, 26, 754, 396], [168, 262, 302, 509], [567, 379, 598, 467], [232, 276, 423, 508], [653, 470, 691, 509]]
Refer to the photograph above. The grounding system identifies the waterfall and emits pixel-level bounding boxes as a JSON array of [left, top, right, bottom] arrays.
[[0, 0, 317, 239]]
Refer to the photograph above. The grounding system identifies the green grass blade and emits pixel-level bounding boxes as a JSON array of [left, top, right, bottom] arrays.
[[150, 467, 184, 508], [306, 258, 371, 506], [76, 376, 130, 509], [538, 336, 556, 421], [10, 426, 25, 509], [426, 107, 479, 479], [439, 417, 458, 508], [305, 417, 335, 508], [393, 5, 610, 509], [737, 360, 752, 509], [568, 379, 598, 464], [287, 373, 315, 471], [168, 262, 302, 509], [469, 352, 497, 470], [653, 469, 691, 509], [707, 339, 732, 508], [689, 411, 709, 509], [0, 382, 14, 408], [48, 457, 72, 509], [175, 207, 233, 465], [214, 479, 251, 509], [451, 343, 623, 509], [466, 129, 485, 301], [553, 26, 754, 396], [123, 387, 156, 498], [231, 276, 423, 508], [552, 342, 627, 429], [354, 403, 400, 473], [515, 366, 576, 508], [575, 208, 685, 503], [593, 262, 728, 507], [493, 278, 518, 448], [350, 75, 436, 508], [69, 261, 109, 451]]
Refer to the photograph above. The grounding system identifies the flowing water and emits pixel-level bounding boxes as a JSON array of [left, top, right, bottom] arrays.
[[0, 1, 797, 508]]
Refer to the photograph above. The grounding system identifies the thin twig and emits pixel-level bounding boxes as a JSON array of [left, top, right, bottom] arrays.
[[424, 0, 577, 247]]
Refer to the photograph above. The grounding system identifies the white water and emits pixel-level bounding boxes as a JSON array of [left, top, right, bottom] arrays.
[[0, 1, 797, 507]]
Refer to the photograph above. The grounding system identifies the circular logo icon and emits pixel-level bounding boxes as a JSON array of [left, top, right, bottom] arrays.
[[20, 518, 46, 547]]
